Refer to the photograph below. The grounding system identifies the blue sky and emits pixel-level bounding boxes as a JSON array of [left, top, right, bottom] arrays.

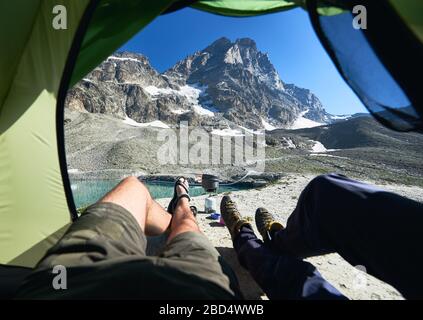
[[120, 7, 366, 115]]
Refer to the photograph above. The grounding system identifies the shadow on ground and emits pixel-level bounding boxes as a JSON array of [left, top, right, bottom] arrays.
[[216, 247, 265, 300]]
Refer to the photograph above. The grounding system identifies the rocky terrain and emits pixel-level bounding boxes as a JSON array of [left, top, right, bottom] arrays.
[[65, 108, 423, 188], [65, 37, 345, 131], [265, 116, 423, 186]]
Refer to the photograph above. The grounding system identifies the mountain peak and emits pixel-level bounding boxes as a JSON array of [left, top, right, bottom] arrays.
[[206, 37, 258, 53], [206, 37, 232, 52], [213, 36, 231, 45], [167, 36, 286, 96], [235, 37, 257, 49]]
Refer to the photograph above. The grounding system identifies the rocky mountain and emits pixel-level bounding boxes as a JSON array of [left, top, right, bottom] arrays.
[[65, 37, 337, 130], [268, 116, 423, 180], [274, 116, 423, 151]]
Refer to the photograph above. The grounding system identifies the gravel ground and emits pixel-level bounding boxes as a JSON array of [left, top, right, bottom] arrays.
[[154, 174, 423, 300]]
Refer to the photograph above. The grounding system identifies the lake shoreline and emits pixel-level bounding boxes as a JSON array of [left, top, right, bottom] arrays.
[[68, 169, 284, 185]]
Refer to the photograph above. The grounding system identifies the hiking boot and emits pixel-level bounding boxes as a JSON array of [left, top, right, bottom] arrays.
[[255, 207, 284, 242], [220, 195, 251, 239]]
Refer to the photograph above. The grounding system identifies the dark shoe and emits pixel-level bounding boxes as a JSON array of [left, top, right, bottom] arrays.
[[167, 177, 190, 214], [220, 195, 251, 239], [189, 205, 198, 217], [255, 207, 284, 242]]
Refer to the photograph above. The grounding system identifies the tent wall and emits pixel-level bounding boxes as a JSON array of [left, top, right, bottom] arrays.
[[0, 0, 176, 267], [0, 0, 41, 109], [192, 0, 301, 17], [70, 0, 175, 87], [0, 0, 89, 266], [389, 0, 423, 42]]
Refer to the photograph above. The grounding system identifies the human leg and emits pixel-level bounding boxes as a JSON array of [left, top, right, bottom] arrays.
[[220, 196, 346, 300], [100, 176, 172, 236], [273, 173, 423, 298]]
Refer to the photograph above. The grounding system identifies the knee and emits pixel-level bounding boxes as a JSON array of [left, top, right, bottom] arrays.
[[303, 173, 356, 217], [308, 173, 346, 191], [300, 174, 349, 212], [121, 176, 150, 197], [121, 176, 148, 189], [172, 215, 198, 231], [122, 175, 141, 184]]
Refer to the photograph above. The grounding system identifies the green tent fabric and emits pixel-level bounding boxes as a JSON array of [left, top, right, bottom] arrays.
[[0, 0, 421, 267], [0, 0, 182, 267], [69, 0, 175, 88], [0, 0, 90, 266], [390, 0, 423, 42], [191, 0, 302, 17]]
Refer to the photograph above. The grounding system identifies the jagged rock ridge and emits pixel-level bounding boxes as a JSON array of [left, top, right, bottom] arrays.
[[66, 37, 336, 130]]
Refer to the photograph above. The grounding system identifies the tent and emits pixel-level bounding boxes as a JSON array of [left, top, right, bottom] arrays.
[[0, 0, 422, 296]]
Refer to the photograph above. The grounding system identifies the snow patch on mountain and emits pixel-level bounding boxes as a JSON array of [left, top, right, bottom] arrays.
[[171, 109, 188, 115], [311, 141, 327, 153], [144, 86, 176, 97], [261, 117, 277, 131], [123, 117, 170, 129], [331, 114, 351, 120], [239, 126, 265, 135], [281, 137, 296, 149], [144, 83, 217, 117], [82, 78, 95, 84], [108, 56, 143, 63], [309, 140, 341, 153], [211, 128, 245, 137], [290, 110, 324, 129], [179, 84, 218, 116]]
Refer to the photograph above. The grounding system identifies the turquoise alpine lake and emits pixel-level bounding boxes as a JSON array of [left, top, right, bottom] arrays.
[[71, 179, 253, 209]]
